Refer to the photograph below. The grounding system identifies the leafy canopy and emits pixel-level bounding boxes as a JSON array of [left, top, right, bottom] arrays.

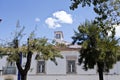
[[70, 0, 120, 36], [0, 22, 63, 65], [72, 20, 120, 72]]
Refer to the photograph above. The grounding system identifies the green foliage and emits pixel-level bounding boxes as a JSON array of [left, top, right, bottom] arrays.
[[70, 0, 108, 10], [0, 21, 63, 80], [28, 38, 63, 64], [70, 1, 119, 80], [0, 22, 62, 65], [72, 20, 120, 72], [70, 0, 120, 35]]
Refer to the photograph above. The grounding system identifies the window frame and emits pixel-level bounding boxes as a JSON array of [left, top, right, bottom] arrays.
[[55, 34, 61, 39], [67, 60, 76, 74], [66, 56, 77, 74], [36, 60, 46, 74]]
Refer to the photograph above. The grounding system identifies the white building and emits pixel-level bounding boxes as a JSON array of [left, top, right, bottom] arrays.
[[0, 31, 120, 80]]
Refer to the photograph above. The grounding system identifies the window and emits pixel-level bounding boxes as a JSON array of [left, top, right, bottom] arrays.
[[7, 62, 15, 67], [56, 34, 61, 39], [37, 61, 45, 73], [67, 60, 76, 74], [3, 61, 16, 75]]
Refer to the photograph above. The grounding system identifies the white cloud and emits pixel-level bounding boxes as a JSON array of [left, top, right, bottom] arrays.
[[45, 17, 61, 29], [35, 18, 40, 22], [45, 11, 73, 29], [53, 11, 73, 24]]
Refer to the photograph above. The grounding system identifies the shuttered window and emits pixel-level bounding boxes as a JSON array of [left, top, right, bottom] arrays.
[[37, 61, 45, 73], [67, 60, 76, 73]]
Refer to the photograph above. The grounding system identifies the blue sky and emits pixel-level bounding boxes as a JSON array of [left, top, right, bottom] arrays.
[[0, 0, 97, 43]]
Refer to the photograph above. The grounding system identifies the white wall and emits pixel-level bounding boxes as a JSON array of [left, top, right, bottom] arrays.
[[1, 50, 120, 80], [0, 56, 8, 70]]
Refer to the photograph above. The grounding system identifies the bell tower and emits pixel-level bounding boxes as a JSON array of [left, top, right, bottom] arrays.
[[54, 31, 64, 41]]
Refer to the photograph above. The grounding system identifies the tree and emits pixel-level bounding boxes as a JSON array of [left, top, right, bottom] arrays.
[[72, 20, 120, 80], [70, 0, 120, 36], [0, 22, 62, 80]]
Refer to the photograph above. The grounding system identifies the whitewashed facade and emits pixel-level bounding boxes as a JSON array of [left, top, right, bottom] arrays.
[[0, 31, 120, 80], [0, 49, 120, 80]]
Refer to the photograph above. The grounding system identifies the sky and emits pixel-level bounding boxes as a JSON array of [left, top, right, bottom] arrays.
[[1, 0, 117, 44]]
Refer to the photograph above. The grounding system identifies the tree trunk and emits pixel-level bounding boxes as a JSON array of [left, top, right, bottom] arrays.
[[21, 73, 27, 80], [97, 62, 104, 80], [16, 51, 32, 80], [15, 38, 32, 80]]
